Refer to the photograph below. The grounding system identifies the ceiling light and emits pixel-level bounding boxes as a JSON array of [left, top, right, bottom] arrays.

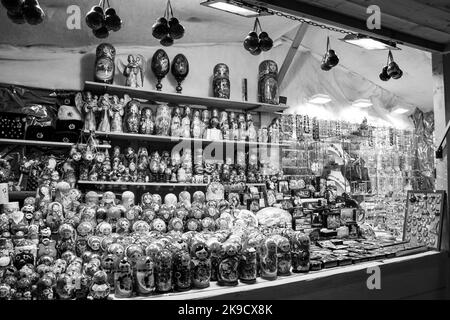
[[308, 94, 332, 104], [200, 0, 270, 17], [392, 107, 409, 114], [352, 99, 373, 108], [341, 34, 400, 50]]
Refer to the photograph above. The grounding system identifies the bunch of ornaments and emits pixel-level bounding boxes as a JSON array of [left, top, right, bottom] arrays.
[[1, 0, 44, 25], [0, 186, 311, 299], [72, 144, 280, 185], [85, 0, 122, 39], [82, 91, 282, 143], [151, 0, 185, 47], [243, 18, 274, 56]]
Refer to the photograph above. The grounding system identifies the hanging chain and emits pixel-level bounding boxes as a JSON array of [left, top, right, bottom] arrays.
[[268, 9, 357, 35]]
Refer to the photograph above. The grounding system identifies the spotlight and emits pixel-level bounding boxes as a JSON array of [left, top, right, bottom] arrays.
[[341, 34, 400, 51], [352, 99, 373, 108], [308, 94, 332, 105]]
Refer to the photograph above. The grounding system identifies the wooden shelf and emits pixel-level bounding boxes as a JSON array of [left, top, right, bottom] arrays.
[[84, 81, 289, 113], [77, 180, 208, 187], [88, 131, 290, 148], [77, 180, 265, 188], [0, 138, 73, 147], [0, 139, 111, 149]]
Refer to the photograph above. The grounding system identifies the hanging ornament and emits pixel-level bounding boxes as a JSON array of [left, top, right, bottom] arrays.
[[386, 50, 403, 79], [152, 0, 185, 46], [321, 36, 339, 71], [243, 18, 273, 55], [85, 0, 122, 38], [2, 0, 45, 25]]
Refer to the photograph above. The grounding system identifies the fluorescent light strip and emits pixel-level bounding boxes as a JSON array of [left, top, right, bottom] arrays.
[[208, 2, 258, 16], [352, 99, 373, 108], [308, 94, 332, 104], [392, 107, 409, 114]]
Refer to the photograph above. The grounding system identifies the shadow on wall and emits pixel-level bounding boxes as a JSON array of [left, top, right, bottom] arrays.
[[79, 52, 96, 88]]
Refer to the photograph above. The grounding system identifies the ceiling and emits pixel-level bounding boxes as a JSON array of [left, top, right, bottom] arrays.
[[0, 0, 436, 111], [0, 0, 299, 47], [254, 0, 450, 52]]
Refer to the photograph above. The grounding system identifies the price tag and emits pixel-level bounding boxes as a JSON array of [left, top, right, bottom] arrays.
[[0, 183, 8, 204]]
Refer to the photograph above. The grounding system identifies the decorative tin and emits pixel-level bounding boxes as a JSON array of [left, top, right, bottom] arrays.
[[258, 60, 279, 104], [94, 43, 116, 84]]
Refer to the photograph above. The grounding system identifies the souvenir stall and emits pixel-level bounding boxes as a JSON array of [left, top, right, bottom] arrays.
[[0, 0, 447, 300]]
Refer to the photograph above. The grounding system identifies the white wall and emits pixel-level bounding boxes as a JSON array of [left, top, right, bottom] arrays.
[[0, 42, 418, 128]]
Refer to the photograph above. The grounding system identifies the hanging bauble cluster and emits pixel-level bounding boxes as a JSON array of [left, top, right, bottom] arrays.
[[243, 18, 273, 55], [379, 50, 403, 81], [85, 0, 122, 39], [320, 37, 339, 71], [1, 0, 45, 25], [152, 0, 185, 47]]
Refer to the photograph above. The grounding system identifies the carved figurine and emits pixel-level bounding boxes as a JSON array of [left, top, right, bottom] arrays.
[[97, 94, 111, 132], [123, 54, 145, 88], [181, 106, 191, 138], [83, 92, 98, 132], [110, 95, 131, 133], [246, 113, 257, 142]]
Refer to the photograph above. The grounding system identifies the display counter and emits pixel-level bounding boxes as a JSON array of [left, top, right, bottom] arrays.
[[116, 251, 448, 300]]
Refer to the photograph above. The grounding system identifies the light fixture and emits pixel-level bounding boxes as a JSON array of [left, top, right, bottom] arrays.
[[341, 34, 400, 51], [308, 94, 332, 105], [200, 0, 270, 17], [391, 107, 409, 114], [352, 99, 373, 108]]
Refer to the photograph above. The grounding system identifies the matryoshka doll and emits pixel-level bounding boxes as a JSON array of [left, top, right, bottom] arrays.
[[171, 107, 182, 137], [206, 238, 221, 282], [125, 100, 141, 133], [56, 223, 76, 255], [219, 111, 230, 140], [258, 60, 279, 105], [217, 242, 240, 286], [181, 106, 191, 138], [200, 110, 210, 139], [45, 202, 64, 236], [90, 270, 110, 300], [229, 112, 239, 140], [191, 109, 203, 139], [94, 43, 116, 84], [238, 246, 257, 284], [190, 240, 211, 289], [125, 244, 144, 269], [173, 249, 191, 292], [291, 232, 310, 273], [154, 249, 173, 293], [139, 106, 155, 135], [273, 235, 291, 276], [155, 103, 171, 136], [114, 257, 134, 298], [259, 237, 277, 280], [101, 253, 116, 288], [134, 255, 154, 296]]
